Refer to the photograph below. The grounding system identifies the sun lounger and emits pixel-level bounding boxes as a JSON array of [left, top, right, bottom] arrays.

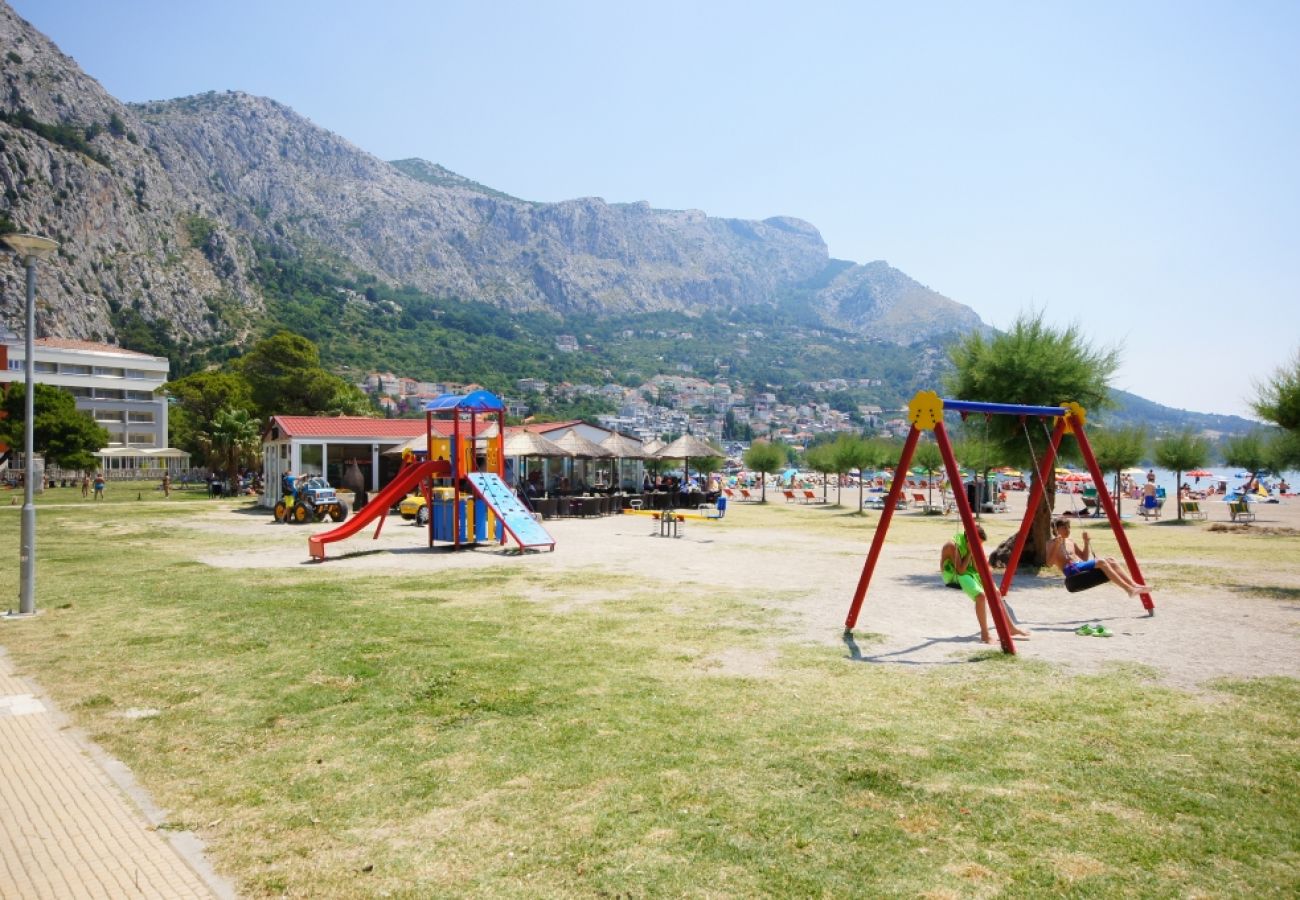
[[1228, 500, 1255, 523], [739, 488, 756, 502], [783, 489, 797, 503], [801, 490, 822, 503], [1080, 496, 1103, 517], [1179, 500, 1207, 520]]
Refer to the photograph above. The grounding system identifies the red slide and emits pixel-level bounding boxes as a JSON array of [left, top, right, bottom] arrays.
[[308, 460, 436, 560]]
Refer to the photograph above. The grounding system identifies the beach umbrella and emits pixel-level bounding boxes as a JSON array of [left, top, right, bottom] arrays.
[[1060, 471, 1092, 483], [503, 429, 571, 492], [601, 431, 647, 490], [550, 430, 612, 459], [548, 430, 612, 492], [600, 432, 647, 458], [655, 434, 721, 483], [642, 438, 666, 456], [1186, 469, 1215, 479], [503, 429, 570, 459]]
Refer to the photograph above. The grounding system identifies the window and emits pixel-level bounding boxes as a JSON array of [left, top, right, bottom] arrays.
[[93, 366, 125, 378], [95, 410, 125, 423], [93, 388, 125, 400], [126, 390, 154, 401], [61, 364, 92, 376], [34, 361, 57, 374], [67, 387, 92, 398], [128, 411, 155, 423], [126, 369, 151, 380], [128, 433, 155, 446]]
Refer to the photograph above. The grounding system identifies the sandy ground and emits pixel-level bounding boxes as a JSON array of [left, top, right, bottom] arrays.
[[188, 491, 1300, 693]]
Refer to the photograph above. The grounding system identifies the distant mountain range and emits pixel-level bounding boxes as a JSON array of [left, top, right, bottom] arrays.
[[0, 1, 1260, 434]]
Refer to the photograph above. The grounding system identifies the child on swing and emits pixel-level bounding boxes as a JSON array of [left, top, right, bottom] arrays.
[[940, 525, 1031, 644], [1046, 517, 1151, 597]]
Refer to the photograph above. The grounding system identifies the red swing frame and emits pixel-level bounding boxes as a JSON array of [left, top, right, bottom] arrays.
[[843, 391, 1154, 655]]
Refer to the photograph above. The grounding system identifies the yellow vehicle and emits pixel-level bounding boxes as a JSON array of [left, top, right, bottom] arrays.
[[398, 492, 429, 525]]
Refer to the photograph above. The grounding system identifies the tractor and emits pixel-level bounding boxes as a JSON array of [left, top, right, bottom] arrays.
[[275, 476, 350, 523]]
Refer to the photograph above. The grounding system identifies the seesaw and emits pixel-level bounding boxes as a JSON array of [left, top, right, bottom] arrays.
[[622, 508, 722, 522]]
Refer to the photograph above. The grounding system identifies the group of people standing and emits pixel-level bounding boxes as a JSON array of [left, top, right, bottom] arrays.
[[77, 472, 106, 500]]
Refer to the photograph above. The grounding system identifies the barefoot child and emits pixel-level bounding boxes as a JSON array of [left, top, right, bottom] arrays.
[[1047, 517, 1151, 597], [940, 525, 1031, 644]]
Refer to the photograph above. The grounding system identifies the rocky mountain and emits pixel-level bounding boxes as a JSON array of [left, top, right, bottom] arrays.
[[1, 1, 981, 358]]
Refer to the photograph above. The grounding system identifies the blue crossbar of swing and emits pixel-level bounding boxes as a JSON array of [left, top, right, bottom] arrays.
[[942, 399, 1068, 417]]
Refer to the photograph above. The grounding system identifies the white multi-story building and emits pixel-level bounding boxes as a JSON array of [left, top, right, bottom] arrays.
[[1, 335, 184, 477], [1, 336, 170, 448]]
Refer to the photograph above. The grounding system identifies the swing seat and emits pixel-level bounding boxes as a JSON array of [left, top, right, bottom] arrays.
[[1064, 567, 1109, 592]]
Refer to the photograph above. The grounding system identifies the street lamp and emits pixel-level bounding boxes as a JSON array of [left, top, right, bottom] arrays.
[[3, 232, 59, 617]]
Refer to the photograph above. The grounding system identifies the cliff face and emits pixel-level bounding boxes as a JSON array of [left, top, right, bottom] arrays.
[[0, 3, 256, 343], [0, 1, 982, 349]]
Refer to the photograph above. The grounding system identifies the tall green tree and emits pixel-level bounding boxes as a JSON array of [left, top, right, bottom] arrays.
[[802, 443, 836, 504], [237, 331, 370, 418], [1252, 348, 1300, 431], [1153, 428, 1211, 522], [743, 440, 786, 503], [911, 440, 944, 510], [163, 369, 254, 456], [1222, 431, 1269, 496], [837, 435, 878, 512], [0, 384, 109, 471], [1087, 426, 1146, 517], [945, 312, 1119, 564], [206, 406, 262, 493]]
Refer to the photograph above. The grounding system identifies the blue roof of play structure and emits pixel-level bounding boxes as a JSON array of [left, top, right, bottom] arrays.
[[423, 390, 504, 413]]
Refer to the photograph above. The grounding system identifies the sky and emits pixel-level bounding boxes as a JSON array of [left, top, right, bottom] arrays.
[[11, 0, 1299, 419]]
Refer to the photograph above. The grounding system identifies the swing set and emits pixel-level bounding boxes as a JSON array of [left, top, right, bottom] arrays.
[[844, 391, 1154, 655]]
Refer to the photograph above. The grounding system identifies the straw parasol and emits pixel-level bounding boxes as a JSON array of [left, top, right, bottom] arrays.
[[600, 432, 647, 458], [641, 438, 665, 456], [654, 434, 722, 482], [504, 430, 570, 459], [600, 431, 647, 491], [549, 430, 613, 459]]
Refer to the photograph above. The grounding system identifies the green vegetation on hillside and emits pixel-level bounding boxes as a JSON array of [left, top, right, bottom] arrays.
[[247, 243, 946, 408]]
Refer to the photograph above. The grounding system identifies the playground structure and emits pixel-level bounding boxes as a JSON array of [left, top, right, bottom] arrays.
[[308, 390, 554, 560], [844, 391, 1153, 655]]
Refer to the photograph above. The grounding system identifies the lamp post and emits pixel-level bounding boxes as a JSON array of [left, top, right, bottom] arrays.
[[3, 232, 59, 617]]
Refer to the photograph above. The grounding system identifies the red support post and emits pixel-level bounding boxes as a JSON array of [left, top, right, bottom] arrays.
[[934, 422, 1016, 654], [999, 417, 1067, 595], [844, 426, 921, 631], [1071, 417, 1155, 613]]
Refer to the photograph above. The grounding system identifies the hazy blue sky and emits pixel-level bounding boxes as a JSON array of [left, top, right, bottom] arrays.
[[12, 0, 1298, 419]]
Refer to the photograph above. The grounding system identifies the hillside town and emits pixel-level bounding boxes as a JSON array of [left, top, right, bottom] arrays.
[[356, 369, 893, 446]]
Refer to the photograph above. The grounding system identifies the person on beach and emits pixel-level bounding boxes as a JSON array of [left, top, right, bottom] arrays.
[[81, 473, 90, 499], [92, 472, 105, 500], [1046, 517, 1151, 598], [940, 525, 1031, 644]]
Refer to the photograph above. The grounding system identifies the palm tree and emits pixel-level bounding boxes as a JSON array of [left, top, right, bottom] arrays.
[[208, 407, 262, 495]]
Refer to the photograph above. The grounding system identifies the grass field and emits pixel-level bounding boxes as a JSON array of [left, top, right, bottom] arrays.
[[1, 493, 1297, 897]]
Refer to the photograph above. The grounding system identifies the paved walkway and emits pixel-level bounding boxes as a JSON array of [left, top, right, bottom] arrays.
[[0, 645, 228, 898]]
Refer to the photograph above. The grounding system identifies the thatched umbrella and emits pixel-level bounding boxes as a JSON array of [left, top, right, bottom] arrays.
[[654, 434, 722, 483], [549, 430, 612, 490], [601, 431, 647, 491], [504, 429, 570, 491], [641, 438, 665, 456], [504, 430, 571, 459]]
